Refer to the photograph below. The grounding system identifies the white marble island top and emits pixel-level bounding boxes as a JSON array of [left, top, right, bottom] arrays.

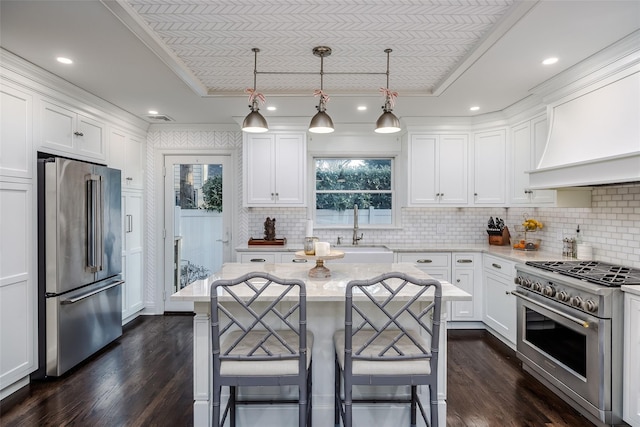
[[171, 262, 471, 303]]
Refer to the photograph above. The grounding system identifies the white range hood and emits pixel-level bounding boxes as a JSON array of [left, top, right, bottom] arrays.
[[529, 33, 640, 189]]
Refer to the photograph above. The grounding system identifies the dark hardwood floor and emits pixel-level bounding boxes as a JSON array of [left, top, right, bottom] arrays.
[[0, 316, 595, 427]]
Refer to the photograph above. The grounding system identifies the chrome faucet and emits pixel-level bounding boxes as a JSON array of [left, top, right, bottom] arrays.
[[352, 204, 363, 245]]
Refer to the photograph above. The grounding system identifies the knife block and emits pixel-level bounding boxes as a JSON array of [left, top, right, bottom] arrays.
[[488, 226, 510, 246]]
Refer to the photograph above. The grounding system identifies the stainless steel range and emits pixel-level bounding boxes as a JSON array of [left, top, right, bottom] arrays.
[[514, 260, 638, 427]]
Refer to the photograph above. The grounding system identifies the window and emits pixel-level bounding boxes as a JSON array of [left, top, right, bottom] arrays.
[[315, 158, 393, 226]]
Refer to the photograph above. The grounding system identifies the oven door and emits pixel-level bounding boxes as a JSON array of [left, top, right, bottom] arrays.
[[513, 289, 611, 415]]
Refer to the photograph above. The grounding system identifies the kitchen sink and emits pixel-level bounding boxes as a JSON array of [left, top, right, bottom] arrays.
[[332, 246, 394, 263]]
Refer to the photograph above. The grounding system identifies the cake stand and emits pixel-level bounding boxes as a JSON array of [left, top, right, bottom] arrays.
[[294, 250, 345, 278]]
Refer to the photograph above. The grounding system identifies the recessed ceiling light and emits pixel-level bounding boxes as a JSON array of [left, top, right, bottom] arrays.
[[56, 57, 73, 65], [148, 110, 159, 115], [542, 57, 559, 65], [266, 106, 276, 111], [469, 106, 480, 111], [357, 106, 367, 111]]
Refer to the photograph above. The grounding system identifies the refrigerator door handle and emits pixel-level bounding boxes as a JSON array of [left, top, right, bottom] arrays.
[[86, 174, 104, 272], [61, 280, 124, 305]]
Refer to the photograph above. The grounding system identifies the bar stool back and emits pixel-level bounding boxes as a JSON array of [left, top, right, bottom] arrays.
[[334, 272, 442, 427], [211, 272, 313, 427]]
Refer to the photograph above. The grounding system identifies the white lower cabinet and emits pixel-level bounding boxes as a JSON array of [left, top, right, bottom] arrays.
[[396, 252, 452, 282], [237, 251, 310, 265], [482, 255, 517, 346], [0, 181, 37, 397], [623, 291, 640, 426], [451, 253, 482, 322], [121, 190, 144, 323]]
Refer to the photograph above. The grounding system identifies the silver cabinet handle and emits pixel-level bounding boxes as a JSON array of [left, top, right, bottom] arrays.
[[457, 259, 472, 263], [250, 258, 266, 263], [74, 131, 84, 136], [492, 263, 502, 269], [292, 258, 307, 263], [126, 214, 133, 233], [417, 259, 433, 264]]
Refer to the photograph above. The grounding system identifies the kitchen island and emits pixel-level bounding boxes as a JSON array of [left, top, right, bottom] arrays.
[[172, 262, 471, 427]]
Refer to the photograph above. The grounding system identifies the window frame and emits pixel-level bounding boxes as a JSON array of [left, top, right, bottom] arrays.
[[311, 156, 398, 229]]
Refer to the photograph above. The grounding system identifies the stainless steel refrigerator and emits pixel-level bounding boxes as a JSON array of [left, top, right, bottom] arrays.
[[35, 156, 124, 377]]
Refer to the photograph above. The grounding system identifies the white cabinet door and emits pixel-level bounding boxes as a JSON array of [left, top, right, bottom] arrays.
[[274, 133, 305, 204], [408, 134, 439, 204], [0, 181, 36, 392], [0, 83, 32, 179], [122, 191, 144, 323], [40, 100, 106, 161], [438, 135, 468, 205], [473, 129, 506, 204], [244, 133, 306, 206], [623, 292, 640, 426], [509, 116, 556, 205], [451, 253, 481, 322], [408, 134, 467, 205], [109, 128, 145, 189], [482, 255, 517, 345]]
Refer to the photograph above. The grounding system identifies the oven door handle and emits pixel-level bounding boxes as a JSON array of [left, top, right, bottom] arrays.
[[511, 290, 591, 329]]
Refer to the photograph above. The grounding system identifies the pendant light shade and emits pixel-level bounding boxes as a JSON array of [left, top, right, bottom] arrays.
[[375, 111, 401, 133], [242, 109, 269, 133], [242, 48, 269, 133], [375, 49, 401, 134], [309, 46, 334, 134]]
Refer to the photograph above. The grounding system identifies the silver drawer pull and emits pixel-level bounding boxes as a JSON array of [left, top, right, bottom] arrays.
[[250, 258, 266, 263], [492, 263, 502, 269], [457, 259, 472, 263], [292, 258, 307, 263], [417, 259, 432, 264]]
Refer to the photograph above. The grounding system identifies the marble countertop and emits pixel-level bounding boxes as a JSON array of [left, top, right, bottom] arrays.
[[171, 262, 471, 303], [622, 285, 640, 296], [235, 243, 570, 264]]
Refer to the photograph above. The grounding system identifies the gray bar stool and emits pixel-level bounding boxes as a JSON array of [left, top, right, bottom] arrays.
[[211, 272, 313, 427], [334, 272, 442, 427]]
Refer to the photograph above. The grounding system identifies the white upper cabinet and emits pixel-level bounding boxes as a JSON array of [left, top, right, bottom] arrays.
[[473, 129, 506, 205], [408, 133, 468, 206], [0, 82, 32, 179], [40, 99, 106, 161], [510, 115, 556, 205], [244, 132, 306, 206], [109, 127, 145, 189]]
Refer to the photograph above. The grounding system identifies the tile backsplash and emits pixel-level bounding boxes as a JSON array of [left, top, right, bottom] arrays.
[[248, 183, 640, 268]]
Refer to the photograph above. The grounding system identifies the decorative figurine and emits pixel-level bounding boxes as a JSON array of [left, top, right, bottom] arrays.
[[264, 217, 276, 241]]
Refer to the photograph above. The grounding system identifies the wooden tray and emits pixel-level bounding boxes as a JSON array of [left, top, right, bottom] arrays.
[[248, 238, 287, 246]]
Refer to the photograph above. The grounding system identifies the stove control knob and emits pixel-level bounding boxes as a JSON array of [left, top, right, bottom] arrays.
[[532, 282, 542, 292], [522, 278, 532, 288], [571, 296, 584, 308], [543, 286, 556, 297], [584, 299, 598, 313], [514, 276, 523, 285], [557, 291, 570, 302]]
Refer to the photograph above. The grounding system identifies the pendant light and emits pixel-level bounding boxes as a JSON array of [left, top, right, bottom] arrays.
[[242, 48, 269, 133], [375, 49, 401, 134], [309, 46, 334, 134]]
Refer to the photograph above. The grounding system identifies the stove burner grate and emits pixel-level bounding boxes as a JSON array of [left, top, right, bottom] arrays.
[[525, 260, 640, 286]]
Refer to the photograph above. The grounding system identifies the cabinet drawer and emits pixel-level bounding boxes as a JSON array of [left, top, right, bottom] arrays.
[[483, 255, 516, 279], [398, 253, 451, 267], [453, 254, 475, 266], [279, 253, 309, 264], [239, 253, 277, 264]]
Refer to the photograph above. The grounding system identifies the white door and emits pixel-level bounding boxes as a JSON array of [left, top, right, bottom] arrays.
[[164, 155, 232, 311]]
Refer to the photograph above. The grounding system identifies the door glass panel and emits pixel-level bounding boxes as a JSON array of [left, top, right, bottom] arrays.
[[172, 163, 224, 291]]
